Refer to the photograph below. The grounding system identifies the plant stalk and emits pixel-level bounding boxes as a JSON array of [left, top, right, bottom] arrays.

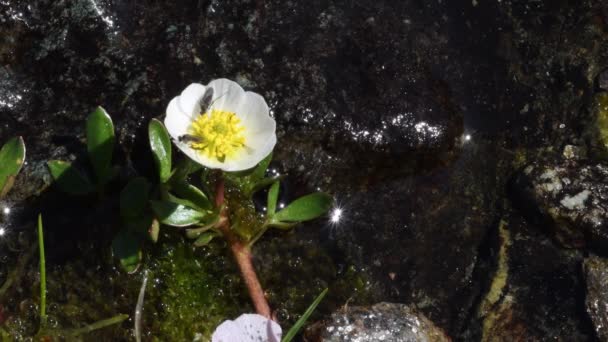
[[215, 177, 271, 318], [37, 214, 47, 328]]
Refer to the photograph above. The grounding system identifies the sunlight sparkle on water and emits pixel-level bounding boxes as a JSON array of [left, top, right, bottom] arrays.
[[330, 208, 343, 224]]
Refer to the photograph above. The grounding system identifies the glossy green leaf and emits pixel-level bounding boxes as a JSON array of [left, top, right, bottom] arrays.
[[151, 200, 206, 227], [250, 152, 273, 180], [193, 231, 217, 247], [86, 106, 115, 186], [148, 119, 172, 183], [267, 182, 280, 216], [112, 230, 141, 274], [0, 136, 25, 198], [171, 181, 211, 211], [170, 158, 202, 183], [273, 193, 333, 223], [282, 288, 328, 342], [47, 160, 95, 195], [185, 217, 219, 239], [119, 177, 150, 219]]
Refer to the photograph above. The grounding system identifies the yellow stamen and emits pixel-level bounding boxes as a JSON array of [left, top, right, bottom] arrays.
[[188, 109, 246, 161]]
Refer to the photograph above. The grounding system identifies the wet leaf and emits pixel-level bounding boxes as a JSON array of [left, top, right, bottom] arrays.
[[171, 181, 211, 211], [112, 230, 141, 274], [267, 182, 280, 216], [86, 106, 115, 186], [120, 177, 150, 219], [47, 160, 95, 195], [151, 200, 206, 227], [250, 152, 273, 181], [185, 217, 219, 239], [0, 136, 25, 198], [273, 193, 332, 223], [170, 158, 202, 183], [149, 119, 172, 183], [193, 231, 217, 247]]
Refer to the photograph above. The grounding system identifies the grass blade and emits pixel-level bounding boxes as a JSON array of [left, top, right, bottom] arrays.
[[282, 288, 328, 342], [38, 214, 47, 328]]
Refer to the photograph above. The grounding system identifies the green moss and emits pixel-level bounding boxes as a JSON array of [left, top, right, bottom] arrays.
[[256, 233, 379, 331], [146, 236, 244, 341]]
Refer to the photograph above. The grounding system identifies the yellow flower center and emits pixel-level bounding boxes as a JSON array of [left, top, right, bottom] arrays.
[[188, 109, 246, 162]]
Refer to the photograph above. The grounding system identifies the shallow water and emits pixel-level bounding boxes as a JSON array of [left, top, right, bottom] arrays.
[[1, 0, 608, 340]]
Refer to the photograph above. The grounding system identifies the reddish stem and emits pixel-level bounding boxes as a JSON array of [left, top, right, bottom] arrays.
[[215, 178, 271, 318]]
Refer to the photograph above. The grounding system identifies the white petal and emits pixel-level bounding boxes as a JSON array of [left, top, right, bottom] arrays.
[[207, 78, 246, 113], [164, 97, 191, 140], [237, 92, 272, 132], [226, 134, 276, 172], [211, 319, 244, 342], [174, 141, 224, 170], [212, 314, 281, 342], [179, 83, 207, 117]]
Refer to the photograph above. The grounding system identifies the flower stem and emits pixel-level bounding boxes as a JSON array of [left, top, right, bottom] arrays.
[[215, 177, 271, 318]]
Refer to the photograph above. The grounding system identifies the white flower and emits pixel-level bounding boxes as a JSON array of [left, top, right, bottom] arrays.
[[165, 79, 276, 172], [212, 314, 282, 342]]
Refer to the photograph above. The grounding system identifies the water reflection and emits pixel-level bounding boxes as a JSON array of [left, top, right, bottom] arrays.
[[330, 207, 343, 224], [88, 0, 115, 28]]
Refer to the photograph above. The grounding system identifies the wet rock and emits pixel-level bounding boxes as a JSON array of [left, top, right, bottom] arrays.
[[584, 255, 608, 341], [598, 69, 608, 91], [512, 159, 608, 251], [310, 302, 449, 342], [589, 93, 608, 159], [320, 142, 510, 336], [470, 212, 594, 341]]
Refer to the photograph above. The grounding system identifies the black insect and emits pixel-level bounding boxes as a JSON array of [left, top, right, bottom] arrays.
[[198, 87, 214, 115], [178, 134, 204, 144]]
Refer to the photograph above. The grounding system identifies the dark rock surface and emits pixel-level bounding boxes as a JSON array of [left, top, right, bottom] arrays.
[[512, 159, 608, 251], [0, 0, 607, 340], [309, 302, 449, 342], [584, 255, 608, 342], [466, 210, 594, 341]]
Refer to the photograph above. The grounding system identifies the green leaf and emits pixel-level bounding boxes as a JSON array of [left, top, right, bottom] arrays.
[[151, 200, 207, 227], [267, 182, 280, 216], [170, 158, 202, 183], [112, 230, 141, 274], [47, 160, 95, 195], [148, 119, 172, 183], [185, 216, 220, 239], [273, 193, 333, 223], [171, 181, 211, 211], [250, 152, 273, 181], [0, 136, 25, 198], [86, 106, 115, 186], [282, 288, 328, 342], [120, 177, 150, 219], [193, 231, 217, 247]]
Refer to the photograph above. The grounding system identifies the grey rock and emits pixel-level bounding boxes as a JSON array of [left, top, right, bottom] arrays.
[[512, 159, 608, 251], [317, 302, 449, 342], [584, 255, 608, 342]]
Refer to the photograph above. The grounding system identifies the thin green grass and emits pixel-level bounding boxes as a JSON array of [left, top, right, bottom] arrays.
[[38, 214, 47, 328], [282, 288, 328, 342]]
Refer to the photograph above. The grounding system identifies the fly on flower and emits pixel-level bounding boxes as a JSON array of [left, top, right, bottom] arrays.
[[165, 79, 277, 171]]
